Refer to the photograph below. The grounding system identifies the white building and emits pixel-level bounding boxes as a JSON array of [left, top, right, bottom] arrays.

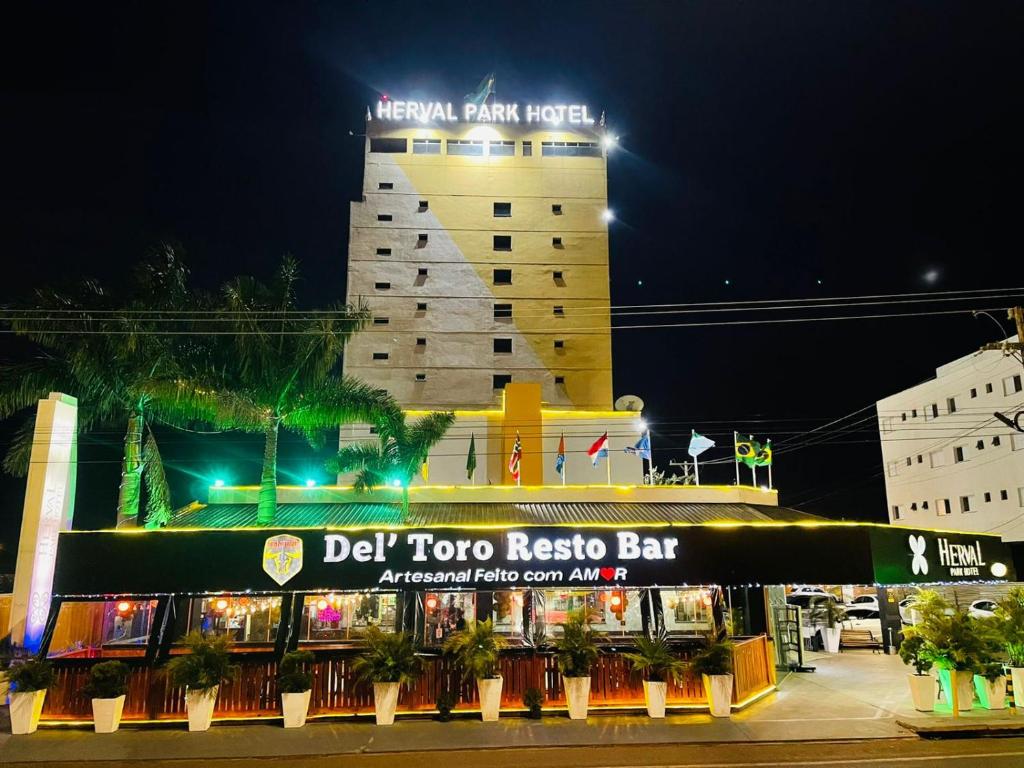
[[877, 338, 1024, 539]]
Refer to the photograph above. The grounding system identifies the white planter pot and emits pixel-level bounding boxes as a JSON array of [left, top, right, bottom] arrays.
[[1011, 668, 1024, 709], [822, 627, 841, 654], [9, 690, 47, 735], [477, 676, 503, 722], [563, 676, 591, 720], [281, 689, 312, 728], [702, 674, 734, 718], [373, 682, 401, 726], [185, 685, 218, 732], [91, 695, 126, 733], [937, 669, 974, 711], [907, 674, 935, 712], [974, 675, 1006, 710], [643, 680, 667, 718]]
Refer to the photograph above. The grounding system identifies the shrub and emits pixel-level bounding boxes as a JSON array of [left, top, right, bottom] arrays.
[[523, 687, 544, 719], [4, 657, 55, 693], [352, 625, 422, 685], [277, 650, 315, 694], [165, 631, 238, 692], [911, 592, 991, 673], [435, 689, 457, 722], [83, 660, 130, 699], [624, 631, 687, 683], [994, 587, 1024, 667], [690, 639, 734, 677], [444, 618, 506, 680], [554, 609, 599, 678], [898, 632, 933, 676]]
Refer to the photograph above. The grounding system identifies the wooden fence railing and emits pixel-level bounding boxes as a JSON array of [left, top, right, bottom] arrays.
[[40, 635, 774, 722]]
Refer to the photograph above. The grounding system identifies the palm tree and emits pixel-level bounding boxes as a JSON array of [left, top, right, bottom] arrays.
[[172, 256, 400, 526], [0, 246, 204, 527], [327, 411, 455, 514]]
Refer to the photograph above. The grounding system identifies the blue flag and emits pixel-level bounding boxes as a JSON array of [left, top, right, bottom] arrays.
[[623, 431, 652, 460], [555, 434, 566, 476]]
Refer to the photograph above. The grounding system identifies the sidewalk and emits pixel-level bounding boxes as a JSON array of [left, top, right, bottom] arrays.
[[1, 652, 1019, 764]]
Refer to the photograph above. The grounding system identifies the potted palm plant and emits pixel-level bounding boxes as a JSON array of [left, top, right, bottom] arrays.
[[690, 639, 734, 717], [910, 591, 979, 714], [523, 687, 544, 719], [4, 658, 55, 735], [554, 609, 598, 720], [624, 630, 687, 718], [898, 632, 935, 711], [812, 599, 846, 654], [353, 625, 423, 725], [973, 659, 1007, 710], [993, 587, 1024, 704], [277, 650, 315, 728], [83, 660, 130, 733], [165, 631, 238, 731], [444, 618, 506, 722]]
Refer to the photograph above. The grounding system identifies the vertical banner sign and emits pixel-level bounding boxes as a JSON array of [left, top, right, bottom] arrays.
[[9, 393, 78, 650]]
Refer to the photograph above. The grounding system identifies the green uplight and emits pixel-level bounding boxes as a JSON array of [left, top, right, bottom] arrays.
[[305, 479, 317, 487], [213, 479, 225, 488]]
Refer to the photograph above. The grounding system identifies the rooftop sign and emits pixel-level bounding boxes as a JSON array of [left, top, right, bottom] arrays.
[[375, 100, 595, 125]]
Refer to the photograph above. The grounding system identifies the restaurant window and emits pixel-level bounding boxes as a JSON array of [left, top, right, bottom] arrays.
[[298, 593, 398, 644], [661, 589, 715, 636], [488, 590, 525, 640], [447, 139, 484, 156], [540, 588, 643, 638], [47, 599, 159, 658], [370, 138, 407, 154], [187, 595, 283, 644], [412, 138, 441, 154], [424, 591, 476, 646], [489, 140, 515, 156]]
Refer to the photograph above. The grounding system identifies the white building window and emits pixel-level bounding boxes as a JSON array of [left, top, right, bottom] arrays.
[[488, 140, 514, 156], [1019, 487, 1024, 507], [412, 138, 441, 154], [1013, 434, 1024, 451], [929, 450, 947, 468], [891, 505, 901, 520], [960, 495, 975, 513], [887, 462, 899, 477], [937, 499, 952, 516], [954, 446, 965, 463], [447, 139, 484, 156], [1004, 374, 1023, 395]]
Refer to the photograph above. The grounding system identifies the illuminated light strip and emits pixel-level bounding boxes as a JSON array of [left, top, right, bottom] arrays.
[[731, 684, 777, 710], [213, 483, 778, 492]]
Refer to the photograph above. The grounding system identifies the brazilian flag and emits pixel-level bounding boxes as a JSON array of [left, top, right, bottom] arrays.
[[755, 441, 773, 467], [735, 438, 759, 468]]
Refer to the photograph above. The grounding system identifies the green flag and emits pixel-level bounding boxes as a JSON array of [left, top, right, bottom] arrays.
[[464, 73, 495, 108], [755, 440, 773, 467], [466, 433, 477, 480], [735, 437, 761, 468]]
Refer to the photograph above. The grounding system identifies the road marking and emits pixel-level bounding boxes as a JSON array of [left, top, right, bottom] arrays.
[[589, 751, 1024, 768]]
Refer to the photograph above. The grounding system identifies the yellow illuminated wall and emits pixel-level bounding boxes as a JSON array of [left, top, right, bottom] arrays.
[[343, 119, 613, 410]]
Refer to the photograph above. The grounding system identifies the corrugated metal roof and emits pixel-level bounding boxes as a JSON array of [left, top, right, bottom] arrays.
[[166, 502, 823, 529]]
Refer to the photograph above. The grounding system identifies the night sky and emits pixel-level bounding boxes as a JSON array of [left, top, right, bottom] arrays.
[[1, 2, 1022, 570]]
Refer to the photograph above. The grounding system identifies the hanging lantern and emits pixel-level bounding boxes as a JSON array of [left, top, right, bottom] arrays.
[[116, 601, 131, 614], [317, 599, 328, 611], [215, 598, 229, 611], [426, 595, 438, 610]]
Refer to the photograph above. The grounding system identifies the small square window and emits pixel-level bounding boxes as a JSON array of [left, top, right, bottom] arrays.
[[910, 502, 918, 511], [892, 505, 901, 520], [494, 303, 512, 319], [954, 446, 965, 463], [375, 282, 391, 290], [493, 338, 512, 354], [553, 270, 563, 280], [493, 235, 512, 251], [493, 268, 512, 285], [418, 267, 428, 276], [372, 352, 389, 361], [552, 204, 563, 215], [986, 382, 994, 393], [984, 492, 992, 503], [418, 200, 428, 210], [553, 305, 565, 316], [976, 439, 985, 451], [373, 316, 389, 325], [418, 233, 429, 243], [416, 302, 428, 312], [1001, 489, 1009, 501], [929, 403, 938, 418], [938, 499, 951, 515], [522, 141, 532, 157], [554, 339, 565, 349], [911, 409, 918, 418], [916, 454, 923, 463], [377, 214, 392, 222], [970, 388, 977, 398], [922, 501, 929, 510], [905, 457, 912, 467], [552, 237, 563, 247], [947, 397, 957, 413], [901, 413, 907, 422], [415, 373, 427, 382], [493, 374, 512, 390], [554, 376, 565, 385], [416, 338, 427, 347], [378, 182, 394, 190], [960, 495, 974, 512], [376, 247, 392, 256], [494, 202, 512, 217]]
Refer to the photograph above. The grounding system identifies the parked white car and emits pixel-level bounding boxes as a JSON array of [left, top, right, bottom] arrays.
[[898, 597, 916, 624], [969, 599, 997, 619], [845, 595, 879, 611], [843, 606, 882, 639]]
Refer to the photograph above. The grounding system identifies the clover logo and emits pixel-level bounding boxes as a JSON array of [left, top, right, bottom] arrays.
[[908, 535, 928, 576]]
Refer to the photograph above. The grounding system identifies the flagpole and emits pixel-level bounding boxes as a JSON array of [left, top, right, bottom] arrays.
[[606, 434, 612, 486], [694, 455, 700, 486], [646, 429, 653, 485], [749, 435, 756, 487], [767, 439, 773, 489], [733, 431, 740, 486]]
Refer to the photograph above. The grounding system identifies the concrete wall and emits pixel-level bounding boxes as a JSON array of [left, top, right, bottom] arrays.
[[876, 338, 1024, 540]]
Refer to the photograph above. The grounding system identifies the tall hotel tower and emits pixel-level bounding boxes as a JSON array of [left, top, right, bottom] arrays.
[[342, 98, 643, 486]]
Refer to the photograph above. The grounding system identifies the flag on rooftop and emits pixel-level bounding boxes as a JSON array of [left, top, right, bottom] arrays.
[[623, 431, 651, 460], [688, 431, 715, 458], [508, 431, 522, 483], [555, 434, 566, 476], [466, 433, 477, 481], [464, 73, 495, 107], [587, 432, 610, 466]]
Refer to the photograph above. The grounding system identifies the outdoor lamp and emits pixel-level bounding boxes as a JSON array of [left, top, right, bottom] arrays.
[[601, 208, 614, 223]]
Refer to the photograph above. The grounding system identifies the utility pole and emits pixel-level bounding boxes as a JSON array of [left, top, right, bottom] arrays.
[[979, 306, 1024, 366]]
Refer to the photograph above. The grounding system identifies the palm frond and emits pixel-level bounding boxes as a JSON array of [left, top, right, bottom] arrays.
[[142, 428, 172, 528], [2, 414, 37, 477], [282, 376, 400, 432]]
